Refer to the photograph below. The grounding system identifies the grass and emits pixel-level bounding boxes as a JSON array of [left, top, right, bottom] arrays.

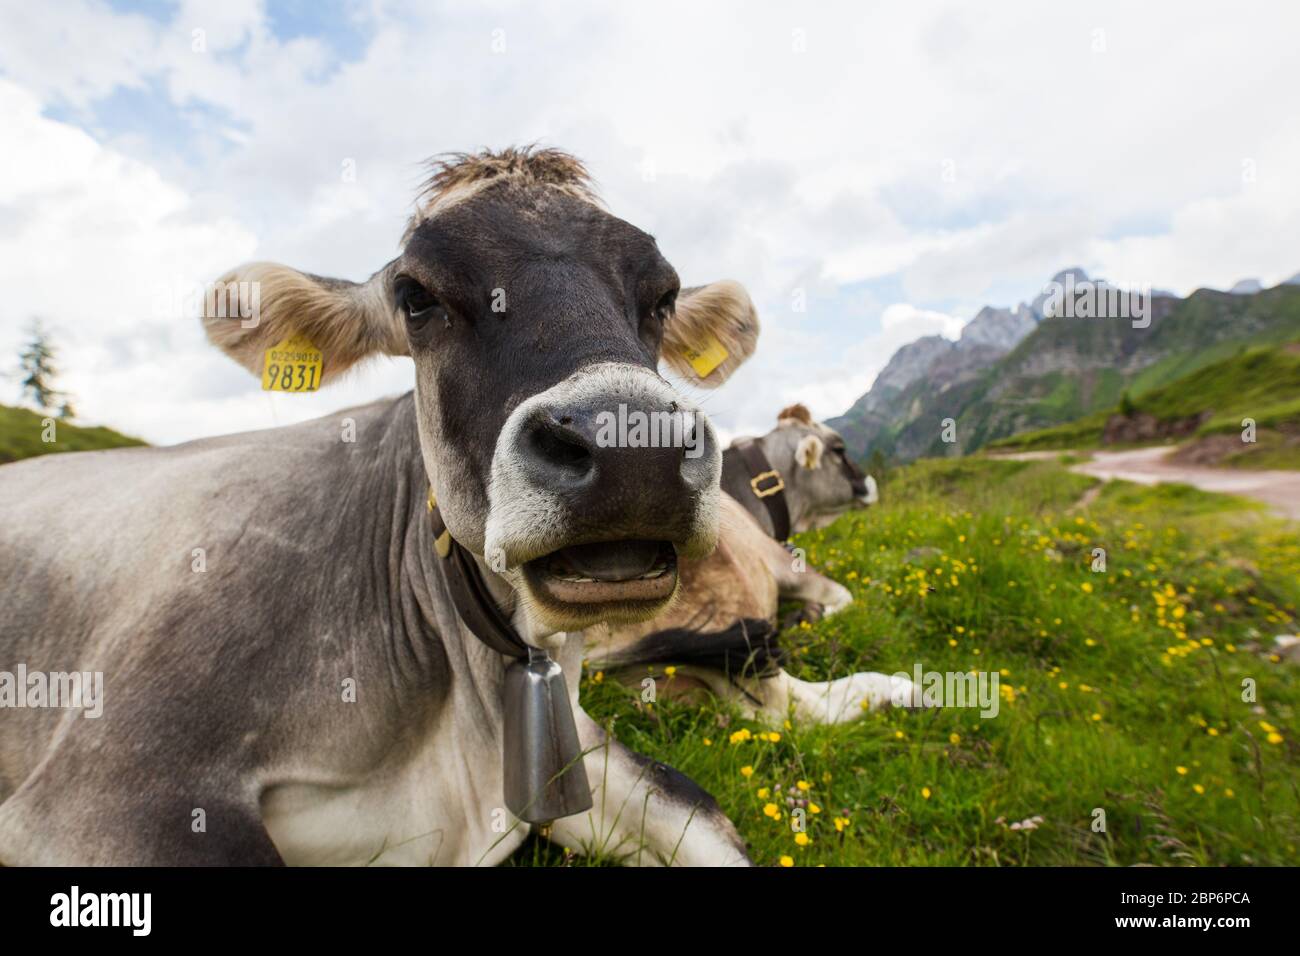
[[1220, 429, 1300, 470], [522, 457, 1300, 866], [0, 403, 145, 462]]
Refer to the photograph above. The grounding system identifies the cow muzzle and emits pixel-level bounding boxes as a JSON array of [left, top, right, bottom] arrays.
[[485, 363, 721, 630]]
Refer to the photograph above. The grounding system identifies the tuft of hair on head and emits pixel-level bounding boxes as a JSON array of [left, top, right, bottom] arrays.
[[777, 403, 814, 426], [405, 145, 601, 237]]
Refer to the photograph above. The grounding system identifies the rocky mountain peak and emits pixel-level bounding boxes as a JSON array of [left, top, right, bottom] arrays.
[[959, 303, 1039, 350]]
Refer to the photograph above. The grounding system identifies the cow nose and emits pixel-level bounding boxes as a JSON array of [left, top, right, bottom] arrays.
[[517, 401, 717, 499], [522, 415, 597, 487]]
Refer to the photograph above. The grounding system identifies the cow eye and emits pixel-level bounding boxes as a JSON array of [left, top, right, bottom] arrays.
[[655, 288, 677, 316], [394, 277, 445, 328]]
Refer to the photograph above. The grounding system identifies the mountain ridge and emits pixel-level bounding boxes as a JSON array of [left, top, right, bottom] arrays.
[[830, 270, 1300, 462]]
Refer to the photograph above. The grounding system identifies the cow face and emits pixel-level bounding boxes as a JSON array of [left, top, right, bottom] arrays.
[[204, 148, 760, 633], [761, 405, 873, 531]]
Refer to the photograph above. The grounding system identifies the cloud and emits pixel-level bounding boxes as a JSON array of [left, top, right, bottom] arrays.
[[0, 0, 160, 108], [881, 303, 964, 340], [777, 303, 962, 420], [0, 0, 1297, 443], [0, 77, 414, 443]]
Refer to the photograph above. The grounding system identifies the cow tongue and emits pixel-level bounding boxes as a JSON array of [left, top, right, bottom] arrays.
[[549, 540, 662, 582]]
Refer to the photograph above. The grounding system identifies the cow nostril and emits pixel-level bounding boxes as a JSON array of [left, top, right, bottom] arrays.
[[527, 421, 593, 475]]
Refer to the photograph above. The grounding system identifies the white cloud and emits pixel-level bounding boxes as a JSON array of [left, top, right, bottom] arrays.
[[0, 0, 160, 108], [0, 0, 1297, 443], [776, 304, 963, 421], [881, 303, 964, 340], [0, 78, 413, 443]]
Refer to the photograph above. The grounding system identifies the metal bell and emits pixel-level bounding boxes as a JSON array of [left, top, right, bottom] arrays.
[[502, 648, 593, 824]]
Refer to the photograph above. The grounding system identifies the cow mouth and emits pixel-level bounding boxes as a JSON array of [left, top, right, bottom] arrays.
[[522, 539, 678, 611]]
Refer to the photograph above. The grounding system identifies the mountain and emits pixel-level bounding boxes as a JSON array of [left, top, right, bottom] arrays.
[[871, 335, 954, 394], [1229, 278, 1264, 295], [830, 273, 1300, 463], [987, 341, 1300, 469], [959, 304, 1038, 350], [830, 268, 1081, 460], [1030, 267, 1090, 318], [831, 334, 1004, 460]]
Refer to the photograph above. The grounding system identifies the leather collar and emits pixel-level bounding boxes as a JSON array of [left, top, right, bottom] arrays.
[[730, 439, 791, 542], [426, 488, 594, 824], [427, 489, 529, 659]]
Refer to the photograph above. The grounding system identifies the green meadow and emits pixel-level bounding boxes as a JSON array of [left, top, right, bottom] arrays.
[[0, 404, 144, 463], [988, 342, 1300, 469], [518, 457, 1300, 866]]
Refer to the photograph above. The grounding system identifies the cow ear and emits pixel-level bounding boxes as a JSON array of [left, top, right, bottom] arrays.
[[202, 261, 407, 385], [660, 280, 760, 387], [796, 434, 824, 470]]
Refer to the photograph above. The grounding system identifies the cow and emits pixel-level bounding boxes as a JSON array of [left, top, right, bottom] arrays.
[[0, 147, 760, 866], [582, 407, 916, 725], [723, 403, 879, 540]]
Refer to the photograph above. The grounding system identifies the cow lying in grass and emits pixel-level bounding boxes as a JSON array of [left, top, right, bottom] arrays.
[[0, 148, 759, 866], [583, 407, 917, 725], [722, 403, 879, 540]]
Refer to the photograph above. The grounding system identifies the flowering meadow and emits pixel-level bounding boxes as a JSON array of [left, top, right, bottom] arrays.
[[517, 456, 1299, 866]]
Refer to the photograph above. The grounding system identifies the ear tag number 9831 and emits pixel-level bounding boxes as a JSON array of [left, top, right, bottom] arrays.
[[262, 335, 323, 392], [679, 333, 729, 379]]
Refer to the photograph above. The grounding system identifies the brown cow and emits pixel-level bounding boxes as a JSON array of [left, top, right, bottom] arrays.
[[583, 408, 917, 725]]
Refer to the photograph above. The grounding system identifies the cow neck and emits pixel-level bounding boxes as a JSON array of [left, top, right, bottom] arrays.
[[723, 440, 792, 542], [424, 485, 594, 825], [425, 489, 529, 659]]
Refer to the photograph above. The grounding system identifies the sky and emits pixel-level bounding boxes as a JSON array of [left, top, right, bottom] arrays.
[[1, 0, 1298, 446]]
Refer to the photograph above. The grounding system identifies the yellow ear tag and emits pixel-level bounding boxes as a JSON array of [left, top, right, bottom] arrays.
[[262, 335, 323, 392], [679, 333, 729, 379]]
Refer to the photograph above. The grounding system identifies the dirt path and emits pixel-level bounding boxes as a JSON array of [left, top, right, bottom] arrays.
[[1001, 446, 1300, 521]]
